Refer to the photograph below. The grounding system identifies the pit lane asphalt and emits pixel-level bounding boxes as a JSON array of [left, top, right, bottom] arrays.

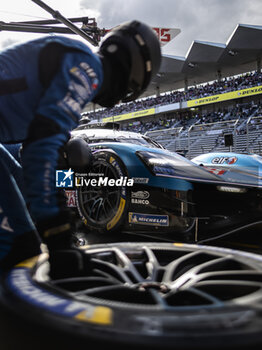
[[1, 225, 262, 350]]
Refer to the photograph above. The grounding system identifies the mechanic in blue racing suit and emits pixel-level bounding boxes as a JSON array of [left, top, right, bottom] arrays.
[[0, 20, 161, 271]]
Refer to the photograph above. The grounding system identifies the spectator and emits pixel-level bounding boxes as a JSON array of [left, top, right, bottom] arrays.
[[87, 70, 262, 121]]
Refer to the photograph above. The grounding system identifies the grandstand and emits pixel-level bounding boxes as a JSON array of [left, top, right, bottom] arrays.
[[146, 106, 262, 158], [83, 24, 262, 159]]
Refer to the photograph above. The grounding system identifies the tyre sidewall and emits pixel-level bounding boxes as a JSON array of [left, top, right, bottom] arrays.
[[76, 150, 129, 232]]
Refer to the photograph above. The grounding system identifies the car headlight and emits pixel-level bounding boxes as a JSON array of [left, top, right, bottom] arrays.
[[136, 151, 185, 176], [216, 186, 247, 193]]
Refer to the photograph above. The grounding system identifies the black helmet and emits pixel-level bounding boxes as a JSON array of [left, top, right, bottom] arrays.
[[95, 20, 161, 107]]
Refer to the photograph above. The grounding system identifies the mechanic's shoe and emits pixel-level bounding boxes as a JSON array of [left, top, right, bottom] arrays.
[[36, 211, 85, 278], [0, 230, 41, 274], [48, 248, 86, 279], [36, 210, 75, 251]]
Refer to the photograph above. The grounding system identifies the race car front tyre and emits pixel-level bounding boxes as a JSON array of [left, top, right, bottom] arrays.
[[2, 243, 262, 348], [76, 150, 129, 233]]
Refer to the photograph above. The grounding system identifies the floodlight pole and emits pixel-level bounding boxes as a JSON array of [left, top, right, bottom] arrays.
[[31, 0, 98, 46]]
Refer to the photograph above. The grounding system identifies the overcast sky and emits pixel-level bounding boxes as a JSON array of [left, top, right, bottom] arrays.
[[0, 0, 261, 56]]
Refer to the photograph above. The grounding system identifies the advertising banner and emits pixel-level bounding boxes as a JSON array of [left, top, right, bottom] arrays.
[[187, 85, 262, 108], [102, 108, 156, 123]]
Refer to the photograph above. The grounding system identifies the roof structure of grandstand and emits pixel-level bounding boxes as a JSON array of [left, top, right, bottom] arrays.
[[146, 23, 262, 97], [81, 23, 262, 159]]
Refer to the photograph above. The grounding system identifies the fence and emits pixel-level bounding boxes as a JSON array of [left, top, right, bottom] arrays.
[[146, 116, 262, 159]]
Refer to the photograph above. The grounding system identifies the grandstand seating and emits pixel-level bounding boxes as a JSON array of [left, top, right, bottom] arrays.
[[146, 112, 262, 158], [83, 70, 262, 158], [86, 71, 262, 121]]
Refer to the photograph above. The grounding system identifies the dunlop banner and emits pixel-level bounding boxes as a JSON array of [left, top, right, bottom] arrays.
[[187, 85, 262, 108], [102, 108, 156, 123]]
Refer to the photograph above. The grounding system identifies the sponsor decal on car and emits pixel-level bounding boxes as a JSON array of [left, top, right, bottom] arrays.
[[205, 168, 227, 176], [65, 190, 77, 207], [132, 177, 149, 184], [153, 165, 176, 176], [128, 212, 169, 227], [211, 156, 238, 165], [131, 198, 150, 205], [131, 191, 150, 199], [131, 191, 150, 205]]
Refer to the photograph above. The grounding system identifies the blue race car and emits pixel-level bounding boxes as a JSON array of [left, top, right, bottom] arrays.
[[67, 123, 262, 242], [192, 151, 262, 187]]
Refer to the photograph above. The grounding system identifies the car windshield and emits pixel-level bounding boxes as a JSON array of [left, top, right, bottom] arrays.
[[87, 135, 163, 149], [72, 126, 164, 149]]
